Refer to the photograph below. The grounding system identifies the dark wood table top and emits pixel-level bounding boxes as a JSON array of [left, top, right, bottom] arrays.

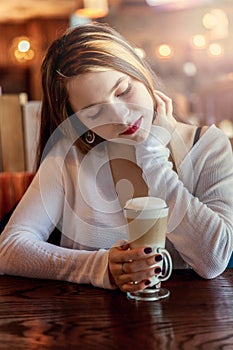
[[0, 269, 233, 350]]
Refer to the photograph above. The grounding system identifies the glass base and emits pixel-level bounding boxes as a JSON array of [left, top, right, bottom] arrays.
[[127, 287, 170, 302]]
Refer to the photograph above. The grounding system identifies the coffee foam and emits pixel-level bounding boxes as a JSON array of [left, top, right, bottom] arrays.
[[124, 197, 168, 219]]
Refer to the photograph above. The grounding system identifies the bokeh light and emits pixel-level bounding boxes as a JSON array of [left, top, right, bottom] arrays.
[[156, 44, 173, 59]]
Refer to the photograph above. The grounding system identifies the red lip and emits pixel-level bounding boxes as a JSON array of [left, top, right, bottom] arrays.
[[120, 117, 142, 135]]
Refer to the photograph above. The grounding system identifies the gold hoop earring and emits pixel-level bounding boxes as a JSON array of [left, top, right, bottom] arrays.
[[85, 130, 95, 144]]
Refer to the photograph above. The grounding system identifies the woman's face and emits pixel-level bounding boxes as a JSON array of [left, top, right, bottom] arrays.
[[67, 70, 154, 144]]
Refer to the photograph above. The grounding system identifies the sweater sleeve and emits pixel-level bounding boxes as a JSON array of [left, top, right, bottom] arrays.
[[135, 125, 233, 279], [0, 148, 114, 290]]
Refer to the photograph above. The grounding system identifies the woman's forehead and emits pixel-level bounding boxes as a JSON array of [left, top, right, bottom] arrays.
[[66, 70, 128, 109], [67, 70, 127, 95]]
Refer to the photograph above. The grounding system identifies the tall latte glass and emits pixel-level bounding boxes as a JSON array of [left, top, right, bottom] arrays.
[[124, 197, 172, 301]]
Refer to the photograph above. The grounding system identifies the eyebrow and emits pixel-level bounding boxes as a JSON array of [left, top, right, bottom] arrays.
[[80, 75, 127, 110]]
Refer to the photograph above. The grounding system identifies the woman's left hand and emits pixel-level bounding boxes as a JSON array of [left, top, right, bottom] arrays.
[[153, 90, 177, 134]]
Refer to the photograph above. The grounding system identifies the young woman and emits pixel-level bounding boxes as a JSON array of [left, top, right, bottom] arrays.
[[0, 22, 232, 293]]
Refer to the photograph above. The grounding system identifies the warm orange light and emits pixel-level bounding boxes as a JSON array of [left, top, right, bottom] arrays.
[[156, 44, 173, 59], [14, 49, 35, 62], [75, 8, 108, 18], [18, 39, 30, 53], [14, 49, 25, 60], [75, 0, 108, 18], [11, 37, 35, 63], [25, 49, 35, 60]]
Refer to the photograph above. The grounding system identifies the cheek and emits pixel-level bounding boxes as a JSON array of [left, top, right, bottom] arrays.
[[133, 88, 154, 111], [92, 125, 112, 140], [78, 116, 106, 132]]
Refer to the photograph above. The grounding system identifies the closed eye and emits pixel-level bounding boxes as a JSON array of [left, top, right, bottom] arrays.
[[79, 105, 104, 120], [88, 107, 103, 120], [116, 83, 132, 97]]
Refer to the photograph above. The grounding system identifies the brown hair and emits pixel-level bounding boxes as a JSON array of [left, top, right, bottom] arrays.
[[38, 22, 158, 168]]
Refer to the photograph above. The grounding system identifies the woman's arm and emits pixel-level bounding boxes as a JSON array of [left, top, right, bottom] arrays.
[[135, 125, 233, 279], [0, 150, 113, 289]]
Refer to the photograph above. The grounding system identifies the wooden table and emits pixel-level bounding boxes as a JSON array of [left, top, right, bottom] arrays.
[[0, 269, 233, 350]]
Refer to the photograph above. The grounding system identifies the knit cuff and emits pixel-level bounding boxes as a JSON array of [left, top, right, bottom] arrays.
[[139, 125, 171, 148]]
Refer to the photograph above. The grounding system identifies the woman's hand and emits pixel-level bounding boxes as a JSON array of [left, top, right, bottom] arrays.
[[108, 243, 163, 292], [153, 90, 177, 134]]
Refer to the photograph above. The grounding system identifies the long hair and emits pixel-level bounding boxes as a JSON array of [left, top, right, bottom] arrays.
[[37, 22, 159, 168]]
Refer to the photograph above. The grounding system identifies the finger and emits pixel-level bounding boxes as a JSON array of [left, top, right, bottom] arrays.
[[108, 246, 130, 281], [110, 245, 153, 264], [109, 247, 162, 290], [122, 253, 163, 274], [120, 279, 151, 293], [154, 93, 167, 116], [119, 264, 161, 284], [121, 246, 154, 264], [155, 90, 172, 103], [110, 254, 162, 291], [154, 90, 173, 116], [115, 239, 129, 250], [119, 265, 162, 292], [120, 243, 130, 250]]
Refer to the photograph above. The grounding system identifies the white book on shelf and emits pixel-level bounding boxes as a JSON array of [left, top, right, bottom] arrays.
[[22, 101, 41, 172]]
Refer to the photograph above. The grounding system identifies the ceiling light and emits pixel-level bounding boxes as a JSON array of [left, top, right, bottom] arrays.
[[74, 0, 109, 18]]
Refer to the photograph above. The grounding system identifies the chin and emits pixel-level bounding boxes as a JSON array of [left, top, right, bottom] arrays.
[[134, 129, 150, 144]]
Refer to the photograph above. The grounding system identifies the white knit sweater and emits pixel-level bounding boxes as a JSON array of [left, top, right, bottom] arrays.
[[0, 125, 232, 288]]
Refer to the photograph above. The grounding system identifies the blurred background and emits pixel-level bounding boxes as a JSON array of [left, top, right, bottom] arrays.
[[1, 0, 233, 128], [1, 0, 233, 214]]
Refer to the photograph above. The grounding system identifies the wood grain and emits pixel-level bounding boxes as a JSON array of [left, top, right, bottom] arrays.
[[0, 270, 232, 349]]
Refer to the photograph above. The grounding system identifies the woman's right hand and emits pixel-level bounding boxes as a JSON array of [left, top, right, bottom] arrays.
[[108, 243, 163, 292], [153, 90, 177, 135]]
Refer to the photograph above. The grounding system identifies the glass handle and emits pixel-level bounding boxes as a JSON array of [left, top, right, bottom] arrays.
[[157, 247, 172, 281]]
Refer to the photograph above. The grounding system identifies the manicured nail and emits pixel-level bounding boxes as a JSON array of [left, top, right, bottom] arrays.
[[144, 280, 151, 286], [155, 254, 163, 262], [144, 247, 153, 254], [154, 267, 162, 274]]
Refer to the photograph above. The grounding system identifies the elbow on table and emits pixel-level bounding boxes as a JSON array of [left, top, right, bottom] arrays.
[[194, 257, 230, 280], [0, 249, 10, 275], [193, 227, 233, 279], [0, 238, 16, 276], [0, 256, 9, 276]]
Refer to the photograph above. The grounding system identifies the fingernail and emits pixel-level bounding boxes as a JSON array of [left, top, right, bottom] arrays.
[[155, 254, 163, 262], [154, 267, 162, 274], [144, 280, 151, 286], [144, 247, 153, 254]]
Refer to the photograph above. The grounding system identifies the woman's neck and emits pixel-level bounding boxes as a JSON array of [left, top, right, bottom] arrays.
[[107, 142, 148, 208]]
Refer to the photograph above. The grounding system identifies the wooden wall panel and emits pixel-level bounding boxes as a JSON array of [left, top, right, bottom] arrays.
[[0, 94, 25, 171]]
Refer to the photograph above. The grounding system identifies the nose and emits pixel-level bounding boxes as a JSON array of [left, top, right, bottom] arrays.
[[107, 102, 130, 125]]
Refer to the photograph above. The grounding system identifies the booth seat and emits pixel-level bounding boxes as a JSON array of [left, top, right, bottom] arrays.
[[0, 172, 34, 220]]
